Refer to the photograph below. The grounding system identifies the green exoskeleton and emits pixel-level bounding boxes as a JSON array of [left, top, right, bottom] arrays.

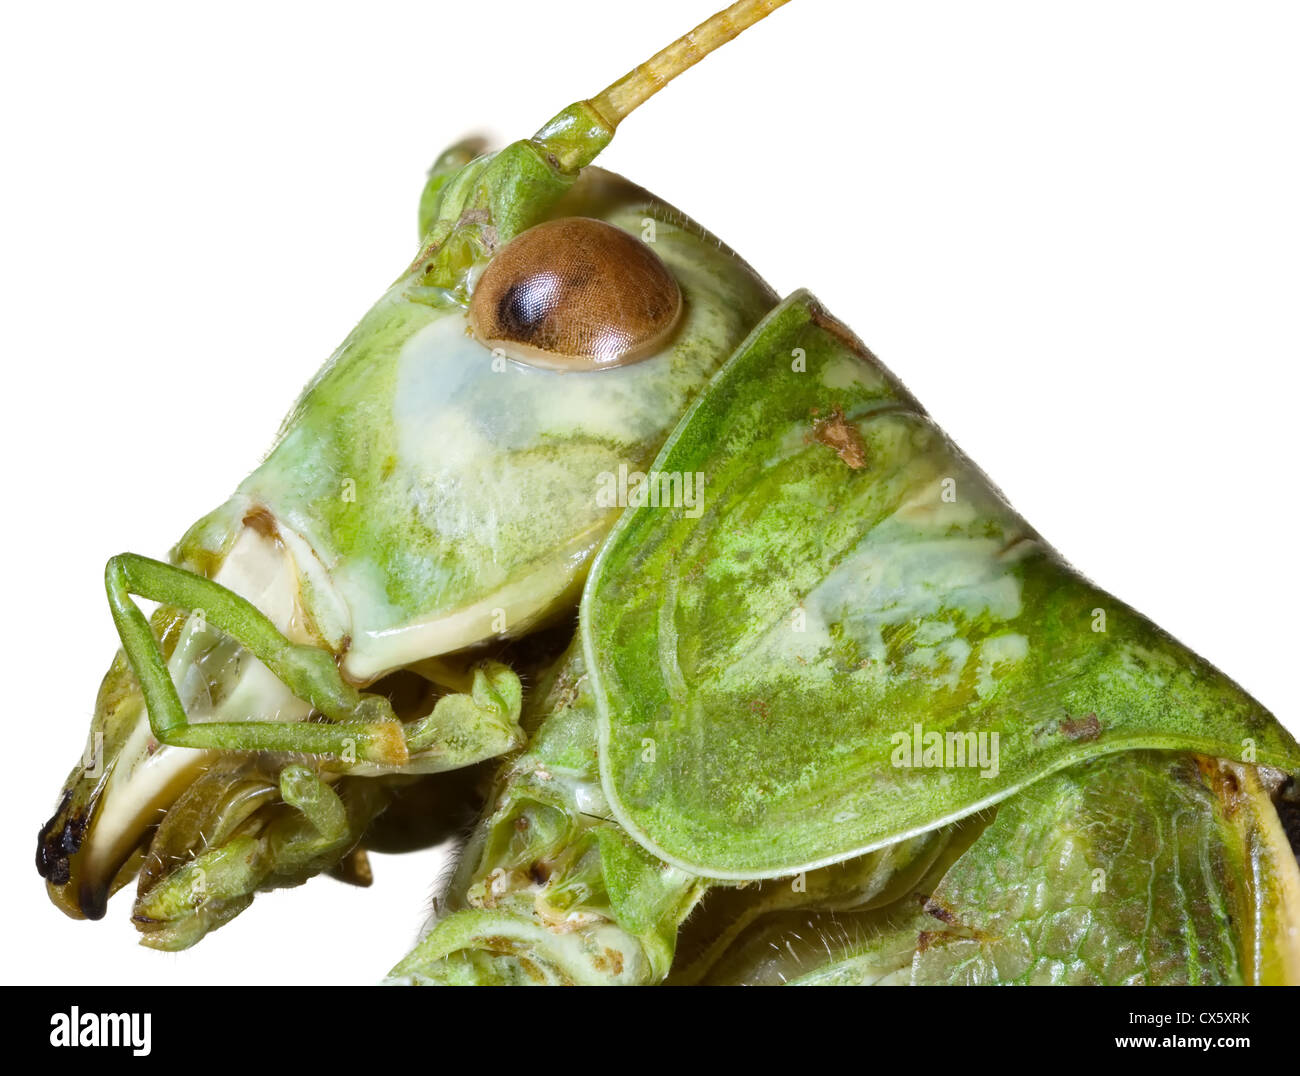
[[37, 0, 1300, 983]]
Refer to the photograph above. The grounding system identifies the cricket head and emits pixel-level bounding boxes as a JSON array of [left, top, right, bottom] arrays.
[[229, 0, 793, 684], [37, 1, 791, 940]]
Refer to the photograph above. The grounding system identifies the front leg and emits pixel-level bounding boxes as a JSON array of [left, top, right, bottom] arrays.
[[106, 553, 408, 763]]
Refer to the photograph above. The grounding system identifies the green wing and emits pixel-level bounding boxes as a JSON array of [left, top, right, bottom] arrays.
[[907, 752, 1299, 985], [700, 752, 1300, 985], [583, 290, 1300, 877]]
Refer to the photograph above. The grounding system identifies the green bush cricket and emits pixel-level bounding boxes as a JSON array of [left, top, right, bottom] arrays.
[[35, 0, 1300, 984]]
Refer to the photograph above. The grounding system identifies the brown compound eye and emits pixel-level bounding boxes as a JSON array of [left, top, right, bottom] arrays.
[[468, 217, 683, 371]]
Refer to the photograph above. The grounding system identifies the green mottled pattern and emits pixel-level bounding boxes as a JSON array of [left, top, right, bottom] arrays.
[[912, 752, 1242, 985], [584, 291, 1300, 877]]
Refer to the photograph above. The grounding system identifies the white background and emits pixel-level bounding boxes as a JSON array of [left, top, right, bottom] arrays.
[[1, 0, 1296, 985]]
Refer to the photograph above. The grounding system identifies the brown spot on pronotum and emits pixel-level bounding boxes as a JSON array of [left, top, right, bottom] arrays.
[[807, 406, 868, 469], [1059, 712, 1102, 742]]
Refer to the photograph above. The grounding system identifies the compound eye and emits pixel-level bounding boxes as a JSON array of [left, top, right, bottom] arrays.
[[468, 217, 682, 371]]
